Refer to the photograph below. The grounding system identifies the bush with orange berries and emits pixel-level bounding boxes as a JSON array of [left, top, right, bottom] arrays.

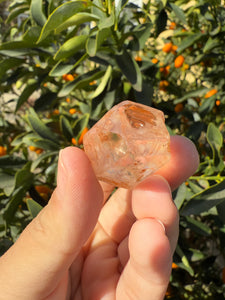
[[1, 0, 225, 298]]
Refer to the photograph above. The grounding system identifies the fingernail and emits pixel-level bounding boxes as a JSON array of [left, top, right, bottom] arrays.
[[57, 149, 68, 192], [59, 149, 66, 173], [156, 219, 166, 233]]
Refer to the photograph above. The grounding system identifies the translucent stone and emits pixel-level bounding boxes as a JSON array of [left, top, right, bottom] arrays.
[[83, 100, 171, 189]]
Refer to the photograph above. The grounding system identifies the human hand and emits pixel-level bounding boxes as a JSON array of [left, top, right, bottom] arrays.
[[0, 135, 199, 300]]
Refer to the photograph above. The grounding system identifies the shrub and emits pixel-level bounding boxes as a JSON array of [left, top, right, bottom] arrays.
[[1, 0, 225, 298]]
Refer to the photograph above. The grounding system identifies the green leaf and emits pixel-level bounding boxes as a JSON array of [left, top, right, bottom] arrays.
[[26, 198, 43, 218], [49, 61, 75, 77], [22, 26, 42, 44], [207, 123, 223, 153], [181, 180, 225, 216], [115, 50, 142, 91], [34, 92, 58, 111], [177, 33, 203, 53], [6, 5, 29, 24], [3, 163, 33, 223], [55, 12, 100, 34], [98, 13, 114, 30], [217, 200, 225, 223], [203, 37, 220, 53], [128, 23, 152, 51], [0, 172, 15, 196], [174, 87, 208, 104], [91, 65, 112, 99], [0, 58, 24, 81], [207, 123, 223, 169], [37, 1, 89, 43], [0, 155, 26, 169], [58, 68, 105, 97], [156, 9, 167, 36], [3, 187, 25, 223], [30, 0, 47, 27], [174, 183, 187, 210], [60, 115, 74, 141], [15, 162, 34, 189], [50, 53, 88, 76], [26, 137, 60, 151], [176, 244, 194, 276], [72, 114, 89, 137], [86, 27, 111, 57], [31, 151, 58, 172], [16, 82, 38, 111], [185, 216, 212, 236], [27, 108, 59, 144], [54, 35, 88, 61], [134, 79, 153, 106], [170, 3, 187, 25]]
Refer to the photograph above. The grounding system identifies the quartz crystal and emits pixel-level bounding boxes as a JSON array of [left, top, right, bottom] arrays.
[[83, 100, 170, 189]]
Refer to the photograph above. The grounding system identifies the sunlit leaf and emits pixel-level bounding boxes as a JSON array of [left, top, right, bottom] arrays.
[[37, 1, 89, 43], [26, 198, 43, 218], [181, 180, 225, 216], [30, 0, 47, 27], [54, 35, 88, 61], [91, 65, 112, 99]]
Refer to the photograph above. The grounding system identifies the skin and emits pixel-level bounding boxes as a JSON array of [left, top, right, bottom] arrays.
[[0, 135, 199, 300]]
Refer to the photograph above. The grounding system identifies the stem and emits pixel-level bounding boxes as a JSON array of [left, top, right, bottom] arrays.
[[189, 176, 225, 181]]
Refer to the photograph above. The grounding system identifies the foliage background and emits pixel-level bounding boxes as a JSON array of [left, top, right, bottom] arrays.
[[1, 0, 225, 298]]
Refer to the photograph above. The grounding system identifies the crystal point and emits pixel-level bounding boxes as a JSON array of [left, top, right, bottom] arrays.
[[83, 101, 170, 189]]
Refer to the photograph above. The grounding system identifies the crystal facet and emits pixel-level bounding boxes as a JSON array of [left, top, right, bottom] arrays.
[[83, 100, 170, 189]]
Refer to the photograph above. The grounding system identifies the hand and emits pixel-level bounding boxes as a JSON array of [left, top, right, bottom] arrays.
[[0, 135, 199, 300]]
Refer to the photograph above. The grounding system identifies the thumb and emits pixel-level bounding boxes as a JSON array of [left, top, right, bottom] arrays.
[[0, 147, 103, 299]]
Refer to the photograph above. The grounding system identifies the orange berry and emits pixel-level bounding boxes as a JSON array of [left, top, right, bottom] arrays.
[[172, 45, 178, 54], [151, 58, 158, 64], [205, 89, 218, 98], [135, 55, 142, 62], [160, 65, 170, 76], [162, 42, 173, 53], [43, 83, 48, 87], [216, 100, 221, 106], [35, 148, 43, 154], [89, 80, 97, 86], [66, 74, 75, 81], [63, 74, 74, 81], [78, 127, 88, 145], [183, 63, 189, 70], [29, 145, 37, 151], [29, 146, 43, 154], [52, 109, 59, 115], [71, 137, 77, 145], [169, 22, 176, 30], [35, 185, 52, 195], [0, 146, 7, 156], [66, 97, 70, 103], [159, 80, 169, 91], [174, 103, 184, 113], [35, 185, 52, 201], [69, 108, 77, 115], [172, 262, 179, 269], [174, 55, 185, 68]]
